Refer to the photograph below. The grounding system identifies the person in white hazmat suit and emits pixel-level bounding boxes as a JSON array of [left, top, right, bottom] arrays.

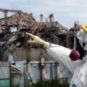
[[26, 25, 87, 87]]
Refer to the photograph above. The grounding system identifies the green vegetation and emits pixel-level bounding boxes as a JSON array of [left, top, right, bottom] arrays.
[[24, 80, 69, 87]]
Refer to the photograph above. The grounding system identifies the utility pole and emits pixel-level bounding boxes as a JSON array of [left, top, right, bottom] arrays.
[[73, 21, 80, 49]]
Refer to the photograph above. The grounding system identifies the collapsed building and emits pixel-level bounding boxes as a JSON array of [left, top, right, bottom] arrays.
[[0, 8, 80, 85], [0, 9, 70, 61]]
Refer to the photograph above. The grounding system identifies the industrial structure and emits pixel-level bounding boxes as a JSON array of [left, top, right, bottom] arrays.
[[0, 8, 80, 87]]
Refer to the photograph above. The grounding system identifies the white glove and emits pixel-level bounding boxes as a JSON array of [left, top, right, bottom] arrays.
[[26, 33, 49, 48]]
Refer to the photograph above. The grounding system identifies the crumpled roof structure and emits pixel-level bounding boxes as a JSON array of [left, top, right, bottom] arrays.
[[0, 10, 68, 33], [0, 11, 38, 30]]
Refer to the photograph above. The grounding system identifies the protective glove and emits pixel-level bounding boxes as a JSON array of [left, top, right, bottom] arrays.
[[26, 33, 49, 48]]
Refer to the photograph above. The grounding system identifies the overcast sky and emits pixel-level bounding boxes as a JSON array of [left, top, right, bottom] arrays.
[[0, 0, 87, 28]]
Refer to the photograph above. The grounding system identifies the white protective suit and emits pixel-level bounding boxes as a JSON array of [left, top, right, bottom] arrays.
[[46, 29, 87, 87], [26, 32, 87, 87]]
